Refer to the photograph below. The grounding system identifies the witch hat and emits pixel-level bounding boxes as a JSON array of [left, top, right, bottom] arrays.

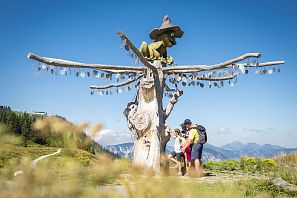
[[149, 15, 184, 40]]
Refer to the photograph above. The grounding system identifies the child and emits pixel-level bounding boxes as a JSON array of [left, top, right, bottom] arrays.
[[180, 138, 191, 176], [168, 128, 184, 176]]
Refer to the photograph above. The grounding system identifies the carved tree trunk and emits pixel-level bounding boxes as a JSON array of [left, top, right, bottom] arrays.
[[123, 60, 170, 173]]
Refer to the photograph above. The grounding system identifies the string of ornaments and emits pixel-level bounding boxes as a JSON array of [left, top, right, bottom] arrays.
[[32, 55, 282, 98]]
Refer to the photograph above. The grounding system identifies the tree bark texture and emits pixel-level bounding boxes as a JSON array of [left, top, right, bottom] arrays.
[[123, 60, 171, 173]]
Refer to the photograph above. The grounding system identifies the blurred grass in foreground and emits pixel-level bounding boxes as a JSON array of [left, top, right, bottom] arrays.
[[1, 124, 297, 197]]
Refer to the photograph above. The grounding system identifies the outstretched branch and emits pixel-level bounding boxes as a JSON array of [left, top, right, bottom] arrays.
[[236, 60, 285, 67], [117, 32, 158, 74], [164, 53, 261, 72], [27, 53, 144, 72], [165, 89, 183, 120], [90, 75, 142, 89], [198, 73, 239, 81], [164, 53, 284, 74]]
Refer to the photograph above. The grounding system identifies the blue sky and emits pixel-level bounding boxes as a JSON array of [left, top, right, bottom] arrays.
[[0, 0, 296, 147]]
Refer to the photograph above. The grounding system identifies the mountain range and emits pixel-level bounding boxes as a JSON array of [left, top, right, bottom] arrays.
[[105, 141, 297, 162]]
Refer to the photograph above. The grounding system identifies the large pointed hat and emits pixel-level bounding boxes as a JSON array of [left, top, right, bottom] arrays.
[[149, 15, 184, 40]]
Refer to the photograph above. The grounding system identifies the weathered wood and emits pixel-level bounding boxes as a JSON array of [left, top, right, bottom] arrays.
[[123, 60, 170, 173], [27, 53, 144, 72], [117, 32, 158, 74], [90, 75, 143, 89], [163, 53, 284, 73], [165, 89, 183, 120]]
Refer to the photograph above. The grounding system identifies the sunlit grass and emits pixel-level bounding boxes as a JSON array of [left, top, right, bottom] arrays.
[[1, 123, 297, 197]]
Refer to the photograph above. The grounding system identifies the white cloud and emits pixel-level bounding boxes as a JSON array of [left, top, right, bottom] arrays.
[[94, 128, 132, 146], [216, 126, 232, 135]]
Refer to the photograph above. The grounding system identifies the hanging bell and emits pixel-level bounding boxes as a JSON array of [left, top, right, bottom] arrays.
[[245, 69, 249, 74], [182, 82, 186, 86], [220, 81, 224, 87], [76, 71, 80, 77], [51, 69, 54, 75], [214, 82, 218, 87], [37, 66, 41, 71], [87, 71, 90, 77], [267, 69, 273, 74], [277, 68, 281, 73]]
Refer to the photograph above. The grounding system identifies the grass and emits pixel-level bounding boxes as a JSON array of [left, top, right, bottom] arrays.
[[0, 127, 297, 197]]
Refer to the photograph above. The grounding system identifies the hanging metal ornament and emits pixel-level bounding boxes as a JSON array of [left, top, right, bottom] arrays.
[[182, 76, 187, 83], [239, 65, 245, 74], [91, 89, 94, 95], [182, 82, 186, 86], [267, 69, 273, 74], [51, 68, 54, 75], [87, 71, 90, 77], [220, 81, 224, 87], [255, 70, 260, 74], [101, 73, 105, 78], [252, 57, 258, 66], [277, 67, 281, 73], [177, 75, 182, 83], [245, 69, 249, 74], [93, 70, 98, 77], [128, 85, 132, 91], [208, 81, 212, 88], [200, 82, 204, 88], [214, 82, 218, 87], [76, 71, 80, 77], [41, 64, 47, 70], [273, 67, 276, 72], [37, 66, 41, 71], [60, 68, 66, 76], [263, 69, 267, 74], [80, 71, 86, 78], [196, 81, 200, 87], [115, 73, 120, 82], [121, 73, 125, 80]]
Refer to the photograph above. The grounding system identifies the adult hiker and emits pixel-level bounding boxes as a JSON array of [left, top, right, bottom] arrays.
[[181, 119, 206, 176]]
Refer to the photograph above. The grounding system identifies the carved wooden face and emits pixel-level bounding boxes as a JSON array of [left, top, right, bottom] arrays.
[[140, 70, 155, 102]]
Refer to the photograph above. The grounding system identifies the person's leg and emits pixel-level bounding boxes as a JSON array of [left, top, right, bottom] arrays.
[[194, 159, 201, 172], [176, 153, 182, 175], [195, 144, 204, 176], [168, 151, 178, 164]]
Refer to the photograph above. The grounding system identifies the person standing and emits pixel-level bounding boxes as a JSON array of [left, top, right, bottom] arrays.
[[168, 128, 184, 176], [181, 119, 204, 176]]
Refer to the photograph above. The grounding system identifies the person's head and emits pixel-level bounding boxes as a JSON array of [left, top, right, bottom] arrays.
[[183, 119, 192, 129], [171, 128, 180, 138]]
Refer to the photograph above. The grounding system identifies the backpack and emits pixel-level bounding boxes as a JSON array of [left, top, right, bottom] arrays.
[[195, 125, 207, 144]]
